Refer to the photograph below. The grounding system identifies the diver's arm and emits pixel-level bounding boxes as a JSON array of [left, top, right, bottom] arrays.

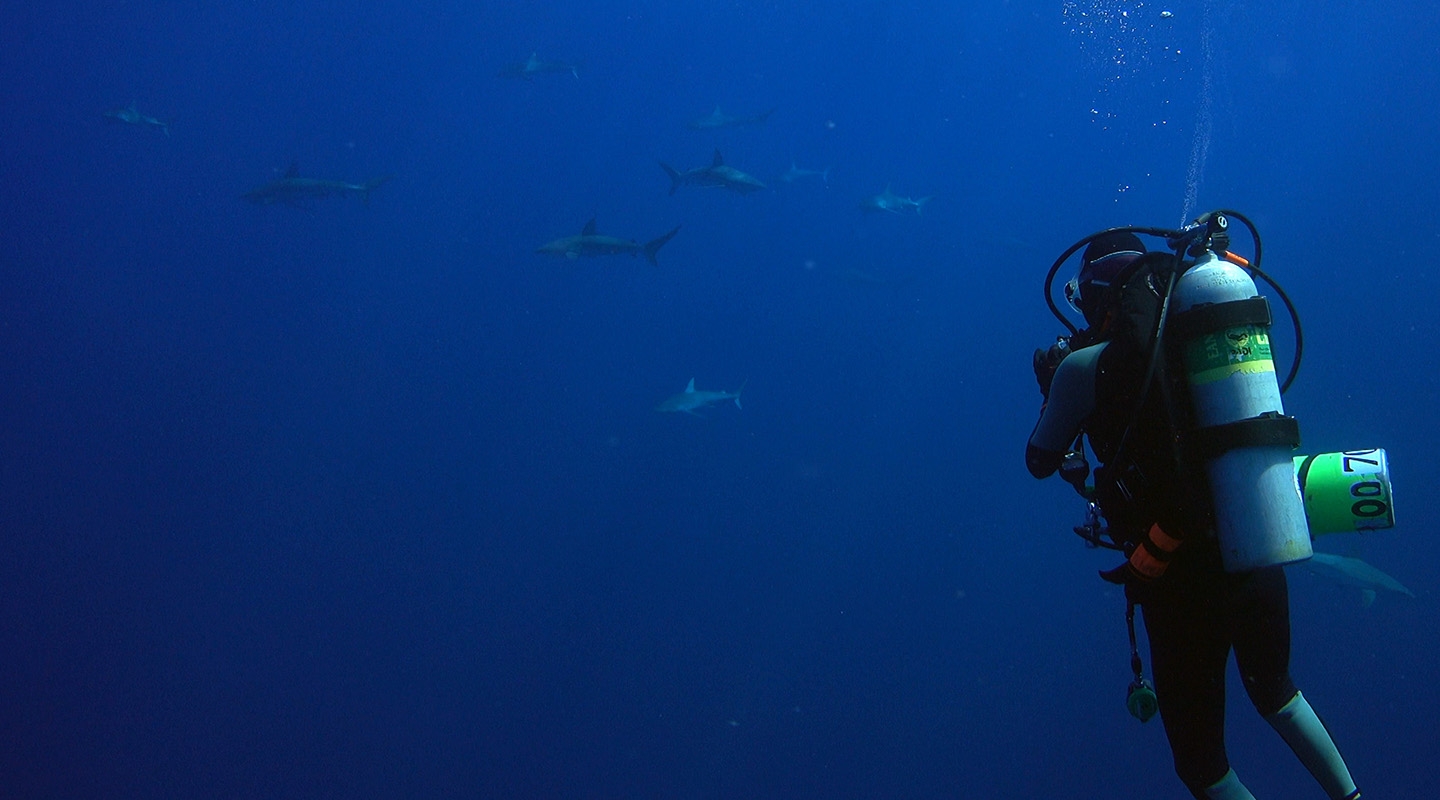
[[1025, 342, 1105, 478]]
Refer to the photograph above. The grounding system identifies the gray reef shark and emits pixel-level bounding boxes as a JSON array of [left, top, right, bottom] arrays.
[[1304, 552, 1416, 608], [656, 378, 746, 415], [536, 218, 681, 265], [242, 163, 393, 207], [498, 52, 580, 80], [860, 185, 934, 215], [778, 161, 830, 185], [660, 149, 767, 196], [103, 102, 170, 136], [687, 105, 776, 130]]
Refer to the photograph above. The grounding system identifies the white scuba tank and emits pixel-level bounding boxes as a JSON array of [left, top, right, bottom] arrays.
[[1171, 251, 1312, 571]]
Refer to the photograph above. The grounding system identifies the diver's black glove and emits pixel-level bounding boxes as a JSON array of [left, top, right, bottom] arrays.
[[1032, 338, 1071, 397], [1101, 524, 1180, 585], [1099, 562, 1143, 586]]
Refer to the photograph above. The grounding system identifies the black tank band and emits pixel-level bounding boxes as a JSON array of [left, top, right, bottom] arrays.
[[1188, 412, 1301, 461], [1170, 296, 1272, 339]]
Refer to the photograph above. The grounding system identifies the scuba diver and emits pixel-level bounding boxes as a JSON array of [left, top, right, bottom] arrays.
[[1025, 211, 1362, 800]]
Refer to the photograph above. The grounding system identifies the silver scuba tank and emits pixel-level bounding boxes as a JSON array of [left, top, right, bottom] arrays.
[[1170, 250, 1312, 571]]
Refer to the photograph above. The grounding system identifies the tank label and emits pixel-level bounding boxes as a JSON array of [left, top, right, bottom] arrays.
[[1184, 325, 1275, 385]]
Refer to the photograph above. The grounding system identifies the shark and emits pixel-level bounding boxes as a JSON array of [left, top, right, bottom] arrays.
[[498, 52, 580, 80], [778, 161, 830, 185], [103, 102, 169, 136], [687, 105, 776, 130], [536, 218, 681, 265], [656, 378, 746, 415], [242, 163, 393, 207], [860, 185, 934, 215], [660, 149, 767, 196], [1304, 552, 1416, 608]]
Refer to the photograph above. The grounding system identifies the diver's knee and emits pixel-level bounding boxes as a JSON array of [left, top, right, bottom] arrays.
[[1191, 768, 1257, 800]]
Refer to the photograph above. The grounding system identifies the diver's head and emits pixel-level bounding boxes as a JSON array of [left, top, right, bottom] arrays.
[[1066, 231, 1146, 328]]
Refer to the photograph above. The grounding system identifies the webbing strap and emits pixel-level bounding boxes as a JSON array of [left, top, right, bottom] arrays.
[[1188, 412, 1301, 461], [1169, 296, 1272, 339]]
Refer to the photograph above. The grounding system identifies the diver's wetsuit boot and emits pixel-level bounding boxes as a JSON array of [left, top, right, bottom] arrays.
[[1264, 691, 1361, 799], [1201, 769, 1256, 800]]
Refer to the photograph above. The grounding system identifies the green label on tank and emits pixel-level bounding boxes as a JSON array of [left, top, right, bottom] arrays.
[[1184, 325, 1275, 386]]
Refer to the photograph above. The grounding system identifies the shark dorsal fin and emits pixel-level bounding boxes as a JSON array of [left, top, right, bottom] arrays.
[[711, 105, 723, 116], [581, 217, 597, 236], [283, 161, 300, 179], [712, 149, 724, 167], [685, 378, 696, 393]]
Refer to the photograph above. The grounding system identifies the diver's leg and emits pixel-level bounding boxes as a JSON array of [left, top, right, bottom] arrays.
[[1230, 566, 1296, 713], [1139, 585, 1234, 798], [1232, 567, 1360, 800], [1265, 692, 1361, 800], [1200, 768, 1256, 800]]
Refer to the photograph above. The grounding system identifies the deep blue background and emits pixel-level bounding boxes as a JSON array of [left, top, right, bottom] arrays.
[[2, 0, 1436, 797]]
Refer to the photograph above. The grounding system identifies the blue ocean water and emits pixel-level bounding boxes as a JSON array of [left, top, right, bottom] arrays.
[[2, 0, 1436, 796]]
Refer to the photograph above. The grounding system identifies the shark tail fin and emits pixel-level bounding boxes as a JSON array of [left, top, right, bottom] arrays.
[[733, 378, 747, 410], [361, 175, 395, 206], [822, 167, 830, 185], [644, 226, 681, 266], [659, 162, 682, 196], [915, 196, 935, 215]]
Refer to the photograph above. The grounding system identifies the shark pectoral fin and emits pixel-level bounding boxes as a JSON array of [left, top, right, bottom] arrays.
[[1360, 589, 1377, 609]]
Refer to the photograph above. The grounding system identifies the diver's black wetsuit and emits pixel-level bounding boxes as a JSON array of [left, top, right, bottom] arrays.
[[1027, 341, 1300, 796], [1134, 547, 1297, 790]]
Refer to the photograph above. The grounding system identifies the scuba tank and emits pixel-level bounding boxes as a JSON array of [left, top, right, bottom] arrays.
[[1294, 448, 1396, 534], [1169, 237, 1311, 571]]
